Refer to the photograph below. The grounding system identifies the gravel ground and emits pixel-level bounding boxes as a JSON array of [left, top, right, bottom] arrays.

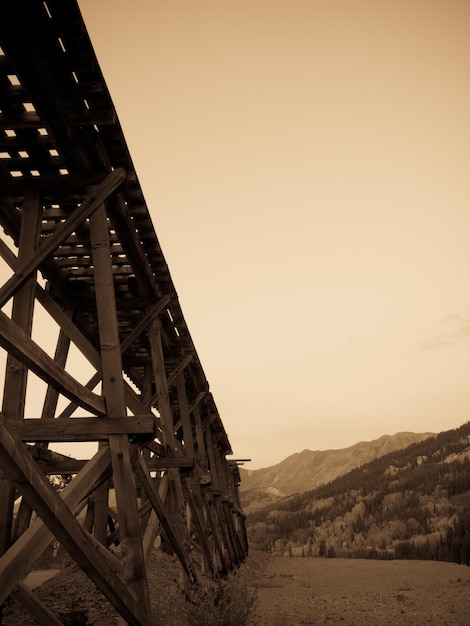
[[252, 555, 470, 626], [3, 551, 470, 625]]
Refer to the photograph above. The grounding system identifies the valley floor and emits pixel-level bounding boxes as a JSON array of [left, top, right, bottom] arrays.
[[251, 553, 470, 625], [4, 551, 470, 625]]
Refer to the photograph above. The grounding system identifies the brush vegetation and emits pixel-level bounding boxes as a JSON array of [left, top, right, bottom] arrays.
[[247, 422, 470, 565]]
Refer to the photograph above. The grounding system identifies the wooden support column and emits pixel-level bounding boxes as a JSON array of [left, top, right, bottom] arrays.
[[193, 404, 208, 472], [147, 315, 189, 552], [176, 372, 195, 460], [147, 316, 179, 454], [0, 188, 41, 561], [12, 324, 73, 543], [131, 449, 198, 584], [204, 427, 240, 569], [89, 202, 151, 613], [202, 491, 230, 575], [212, 444, 242, 567], [181, 477, 216, 576]]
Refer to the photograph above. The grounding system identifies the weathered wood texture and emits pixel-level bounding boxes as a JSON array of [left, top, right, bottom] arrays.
[[0, 2, 247, 625]]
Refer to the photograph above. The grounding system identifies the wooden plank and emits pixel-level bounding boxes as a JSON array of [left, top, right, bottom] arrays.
[[0, 309, 105, 415], [0, 418, 152, 626], [6, 416, 156, 441], [0, 169, 125, 308]]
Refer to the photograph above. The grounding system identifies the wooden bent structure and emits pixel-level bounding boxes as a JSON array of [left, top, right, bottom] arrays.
[[0, 2, 248, 624]]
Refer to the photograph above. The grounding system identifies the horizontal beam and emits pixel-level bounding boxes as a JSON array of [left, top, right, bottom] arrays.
[[7, 416, 156, 442], [0, 172, 113, 197], [37, 455, 193, 475]]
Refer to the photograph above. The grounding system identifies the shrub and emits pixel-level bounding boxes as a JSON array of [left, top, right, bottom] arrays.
[[183, 574, 257, 626]]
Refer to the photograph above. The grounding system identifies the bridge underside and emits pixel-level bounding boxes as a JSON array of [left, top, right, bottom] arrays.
[[0, 2, 247, 624]]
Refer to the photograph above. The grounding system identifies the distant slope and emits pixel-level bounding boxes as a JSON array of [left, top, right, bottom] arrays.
[[240, 432, 433, 497], [246, 422, 470, 566]]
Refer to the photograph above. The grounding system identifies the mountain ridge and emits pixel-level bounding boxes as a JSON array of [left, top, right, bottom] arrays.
[[245, 422, 470, 566], [240, 431, 433, 505]]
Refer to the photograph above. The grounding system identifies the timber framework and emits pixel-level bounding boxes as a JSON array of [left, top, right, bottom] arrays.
[[0, 2, 248, 624]]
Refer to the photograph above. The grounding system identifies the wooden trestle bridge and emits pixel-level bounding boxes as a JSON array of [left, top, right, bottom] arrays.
[[0, 2, 248, 624]]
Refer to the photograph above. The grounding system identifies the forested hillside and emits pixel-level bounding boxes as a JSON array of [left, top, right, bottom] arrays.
[[247, 422, 470, 566]]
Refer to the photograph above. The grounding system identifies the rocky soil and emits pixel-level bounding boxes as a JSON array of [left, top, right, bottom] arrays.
[[253, 554, 470, 625], [3, 551, 470, 625]]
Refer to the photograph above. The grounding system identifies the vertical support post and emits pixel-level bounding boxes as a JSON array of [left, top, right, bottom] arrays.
[[193, 405, 207, 471], [0, 188, 41, 556], [13, 324, 73, 543], [176, 372, 195, 460], [147, 316, 188, 550], [89, 203, 150, 612]]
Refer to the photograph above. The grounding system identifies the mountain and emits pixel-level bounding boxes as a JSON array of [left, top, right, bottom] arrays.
[[239, 432, 433, 512], [246, 422, 470, 566]]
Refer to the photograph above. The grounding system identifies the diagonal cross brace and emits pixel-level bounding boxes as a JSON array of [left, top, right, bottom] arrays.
[[0, 309, 105, 415], [0, 168, 126, 309], [0, 445, 112, 602], [0, 417, 154, 626]]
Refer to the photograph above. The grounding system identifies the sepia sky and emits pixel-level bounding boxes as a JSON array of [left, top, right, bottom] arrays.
[[56, 1, 470, 467]]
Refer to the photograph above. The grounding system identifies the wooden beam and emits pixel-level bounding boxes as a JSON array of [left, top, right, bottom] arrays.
[[166, 354, 193, 388], [181, 477, 217, 576], [131, 448, 198, 584], [10, 584, 63, 626], [0, 445, 112, 603], [0, 418, 152, 626], [120, 295, 171, 355], [0, 188, 42, 562], [89, 203, 151, 610], [0, 239, 102, 371], [0, 172, 111, 197], [188, 391, 207, 416], [6, 416, 156, 442], [2, 187, 41, 421], [31, 454, 193, 475], [176, 372, 195, 459], [0, 168, 125, 308], [0, 309, 105, 415]]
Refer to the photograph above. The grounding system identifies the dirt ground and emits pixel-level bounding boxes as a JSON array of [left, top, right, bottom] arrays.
[[251, 554, 470, 625], [4, 552, 470, 625]]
